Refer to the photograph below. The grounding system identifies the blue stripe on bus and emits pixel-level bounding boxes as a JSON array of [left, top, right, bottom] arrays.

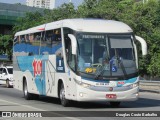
[[82, 77, 110, 83], [82, 77, 138, 86], [14, 43, 62, 54]]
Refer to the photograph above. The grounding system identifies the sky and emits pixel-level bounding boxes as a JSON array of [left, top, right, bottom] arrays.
[[55, 0, 84, 8], [0, 0, 25, 4], [0, 0, 84, 7]]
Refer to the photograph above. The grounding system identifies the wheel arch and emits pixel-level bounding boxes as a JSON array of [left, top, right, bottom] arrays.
[[22, 76, 26, 90], [57, 79, 63, 98]]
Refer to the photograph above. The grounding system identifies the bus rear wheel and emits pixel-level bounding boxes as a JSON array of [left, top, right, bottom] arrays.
[[23, 80, 32, 100], [110, 102, 121, 107], [59, 83, 69, 107]]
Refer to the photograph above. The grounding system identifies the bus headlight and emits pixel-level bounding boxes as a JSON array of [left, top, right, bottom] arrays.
[[129, 82, 139, 88], [74, 79, 91, 88], [81, 83, 91, 88]]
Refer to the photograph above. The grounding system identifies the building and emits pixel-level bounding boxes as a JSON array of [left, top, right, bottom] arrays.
[[26, 0, 55, 9], [26, 0, 84, 9], [0, 2, 42, 35]]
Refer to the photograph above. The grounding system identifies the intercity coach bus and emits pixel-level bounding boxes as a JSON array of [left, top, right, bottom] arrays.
[[13, 19, 147, 107]]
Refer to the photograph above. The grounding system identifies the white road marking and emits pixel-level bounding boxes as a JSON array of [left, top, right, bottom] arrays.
[[0, 99, 46, 111], [0, 98, 81, 120]]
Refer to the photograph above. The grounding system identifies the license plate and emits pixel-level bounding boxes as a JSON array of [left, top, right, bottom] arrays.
[[106, 94, 117, 99]]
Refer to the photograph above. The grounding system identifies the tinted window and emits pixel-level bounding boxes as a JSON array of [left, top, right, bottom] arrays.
[[2, 68, 7, 74], [7, 68, 13, 74], [0, 68, 3, 74]]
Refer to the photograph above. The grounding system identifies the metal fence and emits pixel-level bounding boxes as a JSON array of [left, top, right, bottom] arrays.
[[139, 80, 160, 93]]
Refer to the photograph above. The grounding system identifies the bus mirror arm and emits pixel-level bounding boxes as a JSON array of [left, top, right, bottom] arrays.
[[135, 36, 147, 56], [68, 34, 77, 55]]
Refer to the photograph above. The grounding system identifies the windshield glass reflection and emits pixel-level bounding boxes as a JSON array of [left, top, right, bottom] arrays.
[[76, 33, 137, 79]]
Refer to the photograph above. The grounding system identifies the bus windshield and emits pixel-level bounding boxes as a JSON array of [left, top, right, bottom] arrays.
[[76, 33, 137, 80]]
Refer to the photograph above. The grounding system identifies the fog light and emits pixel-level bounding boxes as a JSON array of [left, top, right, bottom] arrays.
[[79, 93, 83, 97], [135, 93, 139, 96]]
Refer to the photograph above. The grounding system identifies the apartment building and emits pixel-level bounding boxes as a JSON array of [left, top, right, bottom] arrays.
[[26, 0, 55, 9]]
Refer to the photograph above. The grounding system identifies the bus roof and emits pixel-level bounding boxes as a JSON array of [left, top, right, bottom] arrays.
[[15, 18, 133, 36]]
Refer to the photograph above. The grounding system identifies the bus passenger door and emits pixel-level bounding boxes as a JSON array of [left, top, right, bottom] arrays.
[[67, 44, 77, 99]]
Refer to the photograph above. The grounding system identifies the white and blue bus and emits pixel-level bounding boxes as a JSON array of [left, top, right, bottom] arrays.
[[13, 19, 147, 107]]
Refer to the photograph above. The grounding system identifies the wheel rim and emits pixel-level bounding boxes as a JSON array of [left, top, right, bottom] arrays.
[[60, 87, 65, 102], [24, 82, 28, 96]]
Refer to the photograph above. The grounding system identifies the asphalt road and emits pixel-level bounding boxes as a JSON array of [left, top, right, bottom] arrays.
[[0, 85, 159, 120]]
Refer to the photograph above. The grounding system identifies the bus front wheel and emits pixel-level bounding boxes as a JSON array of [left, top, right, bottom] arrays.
[[59, 83, 69, 107]]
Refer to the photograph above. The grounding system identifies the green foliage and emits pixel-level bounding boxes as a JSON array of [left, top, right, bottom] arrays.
[[148, 53, 160, 76], [10, 0, 160, 77], [12, 12, 44, 34], [0, 34, 12, 60], [77, 0, 119, 19]]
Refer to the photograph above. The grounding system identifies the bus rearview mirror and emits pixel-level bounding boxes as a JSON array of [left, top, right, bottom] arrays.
[[68, 34, 77, 55], [135, 36, 147, 56]]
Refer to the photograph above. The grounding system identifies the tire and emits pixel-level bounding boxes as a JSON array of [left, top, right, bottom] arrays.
[[6, 79, 10, 88], [110, 102, 121, 107], [23, 80, 32, 100], [59, 83, 69, 107], [32, 94, 39, 100]]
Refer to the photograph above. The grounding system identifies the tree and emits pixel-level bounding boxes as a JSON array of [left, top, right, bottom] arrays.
[[0, 35, 12, 60], [13, 12, 44, 34], [11, 0, 160, 77]]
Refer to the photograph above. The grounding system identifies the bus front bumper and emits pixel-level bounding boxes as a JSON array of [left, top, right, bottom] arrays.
[[76, 86, 139, 102]]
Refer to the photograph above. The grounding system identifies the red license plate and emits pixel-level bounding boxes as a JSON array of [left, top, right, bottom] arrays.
[[106, 94, 117, 99]]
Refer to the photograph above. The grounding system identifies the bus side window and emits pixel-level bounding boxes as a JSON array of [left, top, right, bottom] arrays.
[[29, 34, 34, 43], [45, 30, 53, 47], [25, 34, 29, 42], [52, 29, 62, 56], [52, 29, 61, 46], [63, 28, 74, 59], [18, 36, 20, 43], [27, 32, 41, 55], [20, 35, 25, 42], [63, 28, 75, 71], [34, 32, 41, 42]]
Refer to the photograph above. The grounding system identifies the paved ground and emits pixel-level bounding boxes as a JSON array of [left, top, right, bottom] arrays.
[[0, 85, 159, 120]]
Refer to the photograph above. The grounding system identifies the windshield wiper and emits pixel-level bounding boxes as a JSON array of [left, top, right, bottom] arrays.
[[118, 57, 128, 79], [95, 46, 110, 79], [94, 57, 128, 80], [113, 48, 128, 80], [94, 65, 106, 80]]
